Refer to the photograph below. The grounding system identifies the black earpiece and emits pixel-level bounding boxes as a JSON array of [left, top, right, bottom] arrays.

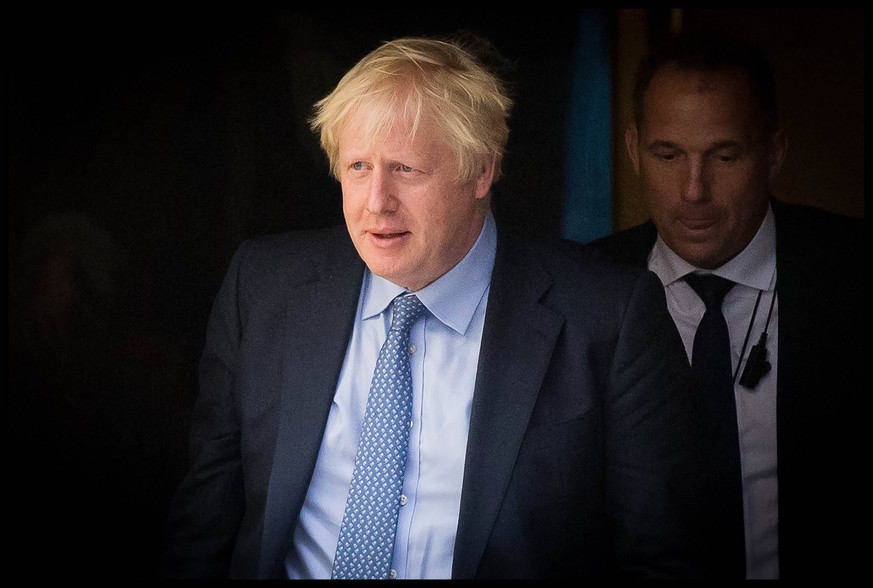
[[739, 332, 771, 389], [733, 286, 776, 391]]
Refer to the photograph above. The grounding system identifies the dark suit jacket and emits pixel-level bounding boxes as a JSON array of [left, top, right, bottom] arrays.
[[161, 222, 707, 579], [585, 199, 865, 579]]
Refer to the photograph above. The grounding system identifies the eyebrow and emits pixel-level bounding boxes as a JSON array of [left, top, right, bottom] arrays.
[[645, 139, 746, 152], [645, 139, 681, 150]]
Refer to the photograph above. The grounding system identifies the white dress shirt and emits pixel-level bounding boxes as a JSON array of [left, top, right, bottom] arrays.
[[648, 205, 780, 579], [285, 212, 497, 579]]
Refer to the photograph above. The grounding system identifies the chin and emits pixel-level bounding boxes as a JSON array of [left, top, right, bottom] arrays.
[[688, 252, 722, 270], [364, 260, 407, 285]]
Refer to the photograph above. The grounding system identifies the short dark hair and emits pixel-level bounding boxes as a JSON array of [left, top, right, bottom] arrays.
[[632, 29, 779, 131]]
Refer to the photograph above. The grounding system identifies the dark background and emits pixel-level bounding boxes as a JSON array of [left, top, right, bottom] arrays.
[[8, 8, 864, 578], [8, 9, 582, 578]]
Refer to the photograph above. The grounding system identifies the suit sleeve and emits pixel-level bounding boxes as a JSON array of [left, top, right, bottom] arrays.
[[160, 243, 249, 579], [604, 269, 706, 578]]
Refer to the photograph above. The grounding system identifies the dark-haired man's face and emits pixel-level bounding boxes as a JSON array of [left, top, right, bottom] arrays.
[[627, 66, 785, 269]]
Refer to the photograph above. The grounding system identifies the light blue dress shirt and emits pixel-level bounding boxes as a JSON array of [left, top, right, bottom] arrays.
[[286, 212, 497, 579], [648, 205, 779, 580]]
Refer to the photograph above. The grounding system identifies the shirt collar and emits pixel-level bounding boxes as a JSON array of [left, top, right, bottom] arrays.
[[650, 204, 777, 291], [361, 211, 497, 335]]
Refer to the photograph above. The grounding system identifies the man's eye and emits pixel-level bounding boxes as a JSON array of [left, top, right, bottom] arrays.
[[398, 164, 414, 173], [655, 152, 677, 161], [351, 162, 365, 171]]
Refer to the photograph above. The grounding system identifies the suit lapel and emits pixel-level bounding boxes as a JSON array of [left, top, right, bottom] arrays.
[[770, 200, 806, 571], [259, 229, 364, 577], [452, 233, 564, 579]]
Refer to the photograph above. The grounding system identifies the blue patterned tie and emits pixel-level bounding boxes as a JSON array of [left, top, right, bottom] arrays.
[[332, 293, 426, 580], [684, 273, 746, 578]]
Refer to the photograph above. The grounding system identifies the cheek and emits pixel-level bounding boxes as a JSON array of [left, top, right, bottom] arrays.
[[640, 168, 678, 204], [718, 166, 763, 200], [410, 183, 457, 221], [641, 160, 676, 187], [429, 198, 469, 237], [341, 184, 363, 212]]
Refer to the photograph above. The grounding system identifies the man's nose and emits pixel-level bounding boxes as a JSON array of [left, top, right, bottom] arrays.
[[365, 168, 398, 214]]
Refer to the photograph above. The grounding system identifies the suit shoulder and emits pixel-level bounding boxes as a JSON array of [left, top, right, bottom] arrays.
[[581, 222, 657, 267], [224, 224, 358, 297], [522, 233, 661, 294], [772, 200, 864, 268], [508, 234, 670, 338], [774, 200, 863, 233]]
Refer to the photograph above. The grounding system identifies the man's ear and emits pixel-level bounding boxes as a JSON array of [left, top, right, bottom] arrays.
[[768, 129, 787, 184], [625, 125, 641, 174], [474, 157, 496, 200]]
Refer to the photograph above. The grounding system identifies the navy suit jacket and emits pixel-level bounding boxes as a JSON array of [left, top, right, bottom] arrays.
[[585, 199, 865, 579], [161, 222, 706, 579]]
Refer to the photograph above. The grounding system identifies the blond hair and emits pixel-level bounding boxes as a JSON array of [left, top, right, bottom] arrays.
[[310, 35, 513, 184]]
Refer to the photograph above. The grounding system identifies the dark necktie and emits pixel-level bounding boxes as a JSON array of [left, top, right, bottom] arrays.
[[684, 273, 746, 578], [332, 293, 426, 580]]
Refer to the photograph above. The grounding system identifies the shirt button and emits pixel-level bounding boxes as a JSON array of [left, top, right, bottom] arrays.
[[408, 343, 416, 354], [399, 494, 408, 506], [389, 569, 398, 579]]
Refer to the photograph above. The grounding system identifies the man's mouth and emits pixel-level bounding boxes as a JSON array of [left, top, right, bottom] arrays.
[[367, 230, 410, 244]]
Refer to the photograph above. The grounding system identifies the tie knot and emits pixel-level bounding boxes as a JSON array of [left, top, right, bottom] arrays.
[[684, 273, 735, 310], [390, 294, 426, 333]]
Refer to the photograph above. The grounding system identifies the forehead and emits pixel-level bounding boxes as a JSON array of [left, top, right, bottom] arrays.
[[339, 108, 446, 158], [641, 67, 763, 137]]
